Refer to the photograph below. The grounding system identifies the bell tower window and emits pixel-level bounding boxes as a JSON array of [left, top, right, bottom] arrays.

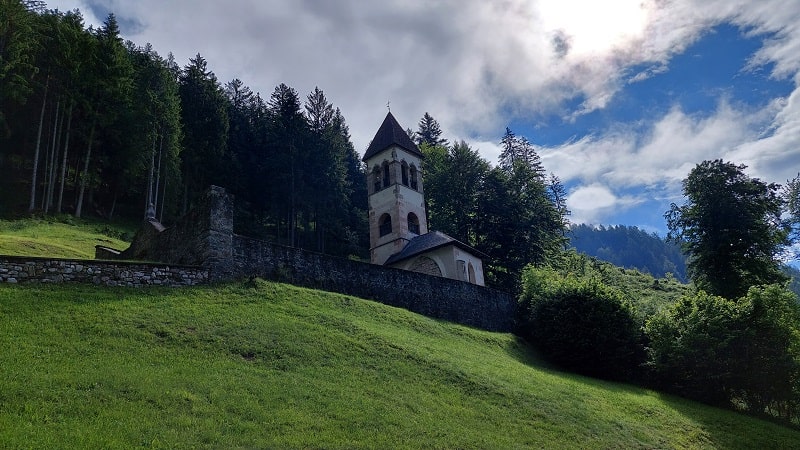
[[408, 212, 420, 235], [372, 166, 381, 193], [382, 162, 390, 188], [379, 213, 392, 237], [401, 161, 409, 186], [410, 165, 418, 190]]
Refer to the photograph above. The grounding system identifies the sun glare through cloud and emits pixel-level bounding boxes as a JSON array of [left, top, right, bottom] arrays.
[[536, 0, 651, 58]]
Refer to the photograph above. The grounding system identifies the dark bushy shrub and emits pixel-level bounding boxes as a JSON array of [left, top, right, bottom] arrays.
[[518, 267, 645, 380], [645, 285, 800, 420]]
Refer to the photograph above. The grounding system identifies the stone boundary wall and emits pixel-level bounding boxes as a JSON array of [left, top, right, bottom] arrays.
[[0, 255, 207, 287], [228, 235, 516, 332], [90, 185, 516, 331]]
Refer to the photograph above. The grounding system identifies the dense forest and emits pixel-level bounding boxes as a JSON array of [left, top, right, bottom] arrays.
[[568, 224, 688, 282], [0, 2, 569, 290], [1, 3, 369, 256]]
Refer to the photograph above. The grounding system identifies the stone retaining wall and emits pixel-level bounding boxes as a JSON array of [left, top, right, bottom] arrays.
[[229, 235, 516, 331], [0, 255, 207, 287]]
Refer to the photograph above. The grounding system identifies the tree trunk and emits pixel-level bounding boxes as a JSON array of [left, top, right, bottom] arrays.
[[57, 102, 74, 213], [109, 191, 117, 220], [154, 132, 163, 212], [144, 131, 156, 218], [159, 172, 167, 223], [75, 119, 96, 218], [182, 181, 188, 215], [45, 100, 62, 213], [29, 76, 49, 212], [289, 154, 296, 247]]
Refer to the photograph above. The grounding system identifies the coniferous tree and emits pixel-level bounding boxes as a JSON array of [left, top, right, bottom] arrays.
[[121, 43, 182, 220], [178, 53, 229, 211], [75, 13, 133, 217], [223, 77, 255, 198], [304, 87, 347, 252], [414, 112, 448, 147], [265, 83, 307, 247], [548, 173, 571, 246], [0, 0, 37, 136], [335, 108, 369, 257], [785, 173, 800, 249], [499, 127, 544, 176]]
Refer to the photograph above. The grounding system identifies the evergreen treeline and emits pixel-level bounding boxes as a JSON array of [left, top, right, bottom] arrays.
[[569, 224, 688, 282], [0, 4, 367, 257]]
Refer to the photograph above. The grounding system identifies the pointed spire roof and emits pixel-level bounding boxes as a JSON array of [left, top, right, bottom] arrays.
[[362, 112, 424, 161]]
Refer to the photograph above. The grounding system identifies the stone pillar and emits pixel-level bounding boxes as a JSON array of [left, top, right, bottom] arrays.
[[205, 185, 235, 280]]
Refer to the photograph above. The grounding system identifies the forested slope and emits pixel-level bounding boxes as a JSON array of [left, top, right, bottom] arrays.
[[569, 224, 688, 281]]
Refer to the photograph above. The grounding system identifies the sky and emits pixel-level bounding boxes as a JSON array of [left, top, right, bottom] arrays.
[[46, 0, 800, 240]]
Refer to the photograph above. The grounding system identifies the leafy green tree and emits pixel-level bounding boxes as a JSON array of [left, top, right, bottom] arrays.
[[646, 285, 800, 420], [421, 140, 489, 244], [504, 159, 566, 267], [666, 160, 789, 299], [519, 265, 645, 380], [474, 166, 517, 287]]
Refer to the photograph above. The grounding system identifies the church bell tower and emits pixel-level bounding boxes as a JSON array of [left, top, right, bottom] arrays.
[[362, 112, 428, 265]]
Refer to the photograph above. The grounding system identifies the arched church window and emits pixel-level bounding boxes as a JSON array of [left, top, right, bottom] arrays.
[[456, 260, 467, 281], [401, 161, 409, 186], [408, 212, 420, 235], [379, 213, 392, 237], [382, 162, 390, 188], [372, 166, 381, 193], [468, 262, 476, 284], [410, 165, 418, 190]]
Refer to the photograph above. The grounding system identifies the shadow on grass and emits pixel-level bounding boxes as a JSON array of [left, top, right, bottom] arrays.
[[503, 335, 800, 447]]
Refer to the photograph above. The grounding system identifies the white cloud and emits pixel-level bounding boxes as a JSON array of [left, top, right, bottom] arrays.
[[543, 97, 797, 223], [46, 0, 103, 27], [566, 183, 642, 225]]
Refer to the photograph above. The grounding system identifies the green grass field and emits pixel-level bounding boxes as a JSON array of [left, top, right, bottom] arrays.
[[0, 217, 132, 259], [1, 280, 798, 449]]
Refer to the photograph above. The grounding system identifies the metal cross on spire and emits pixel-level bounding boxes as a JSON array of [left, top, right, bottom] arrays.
[[387, 100, 391, 112]]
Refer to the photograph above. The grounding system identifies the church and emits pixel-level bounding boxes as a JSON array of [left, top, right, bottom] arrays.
[[363, 112, 487, 286]]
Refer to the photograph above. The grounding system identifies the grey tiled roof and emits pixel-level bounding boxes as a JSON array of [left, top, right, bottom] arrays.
[[362, 112, 424, 161], [384, 231, 485, 265]]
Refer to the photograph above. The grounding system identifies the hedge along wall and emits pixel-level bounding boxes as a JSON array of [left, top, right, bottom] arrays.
[[0, 255, 208, 287]]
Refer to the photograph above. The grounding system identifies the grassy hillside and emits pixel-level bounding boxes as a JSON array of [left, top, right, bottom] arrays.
[[1, 280, 797, 448], [0, 217, 132, 259]]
